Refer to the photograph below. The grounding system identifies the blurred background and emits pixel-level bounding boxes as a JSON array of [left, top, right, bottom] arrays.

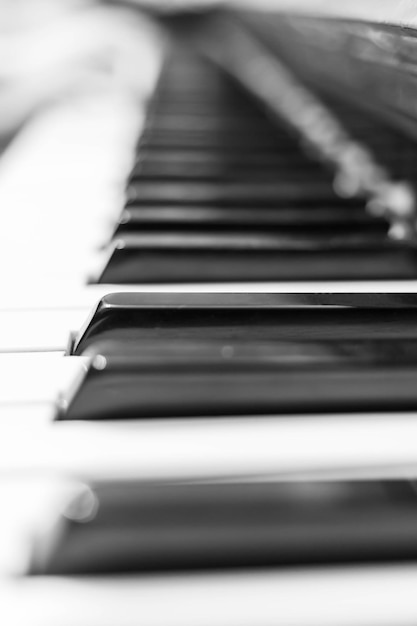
[[0, 0, 399, 145]]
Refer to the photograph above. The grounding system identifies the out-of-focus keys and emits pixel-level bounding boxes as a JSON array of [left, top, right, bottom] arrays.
[[89, 45, 417, 286], [130, 149, 325, 175], [28, 478, 417, 575], [98, 234, 417, 283], [125, 180, 341, 205], [116, 204, 387, 234]]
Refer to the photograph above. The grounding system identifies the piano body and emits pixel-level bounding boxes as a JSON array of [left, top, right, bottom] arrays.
[[4, 1, 417, 624]]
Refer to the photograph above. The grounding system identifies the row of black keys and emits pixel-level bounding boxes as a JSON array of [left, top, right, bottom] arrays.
[[37, 38, 417, 580], [32, 291, 417, 576], [94, 48, 417, 284]]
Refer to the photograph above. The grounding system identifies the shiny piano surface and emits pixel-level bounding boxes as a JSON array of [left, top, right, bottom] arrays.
[[4, 2, 417, 624]]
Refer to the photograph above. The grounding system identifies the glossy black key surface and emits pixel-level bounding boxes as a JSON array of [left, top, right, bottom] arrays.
[[30, 479, 417, 574], [60, 293, 417, 420], [116, 205, 387, 235], [97, 234, 417, 283], [61, 339, 417, 420], [133, 148, 311, 167], [144, 113, 280, 134], [139, 129, 290, 150], [125, 181, 341, 206], [72, 292, 417, 356], [130, 154, 326, 180], [129, 164, 330, 183]]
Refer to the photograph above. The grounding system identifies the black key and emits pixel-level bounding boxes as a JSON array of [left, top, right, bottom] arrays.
[[125, 181, 343, 206], [130, 149, 316, 175], [138, 130, 293, 151], [97, 233, 417, 283], [144, 113, 279, 133], [61, 336, 417, 420], [128, 167, 332, 184], [129, 157, 326, 181], [29, 479, 417, 574], [72, 292, 417, 356], [61, 293, 417, 420], [116, 205, 387, 234], [148, 100, 264, 116], [144, 115, 278, 135]]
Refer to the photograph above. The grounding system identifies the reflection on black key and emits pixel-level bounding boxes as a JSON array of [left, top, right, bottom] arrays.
[[144, 114, 281, 134], [98, 234, 417, 283], [59, 338, 417, 420], [132, 149, 316, 172], [29, 479, 417, 574], [71, 293, 417, 357], [116, 205, 388, 234], [125, 181, 340, 206], [60, 293, 417, 420], [129, 164, 330, 183], [140, 127, 283, 148]]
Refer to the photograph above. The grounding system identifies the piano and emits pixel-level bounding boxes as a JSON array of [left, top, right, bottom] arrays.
[[4, 1, 417, 624]]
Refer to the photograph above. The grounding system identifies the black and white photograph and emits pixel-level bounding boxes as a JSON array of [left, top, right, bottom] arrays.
[[2, 1, 417, 624]]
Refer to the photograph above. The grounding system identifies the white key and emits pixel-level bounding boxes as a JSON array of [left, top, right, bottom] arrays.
[[2, 359, 417, 482], [0, 11, 164, 319], [3, 565, 417, 626]]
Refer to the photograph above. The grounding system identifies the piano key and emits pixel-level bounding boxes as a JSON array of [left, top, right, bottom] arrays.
[[129, 155, 328, 180], [143, 113, 285, 133], [0, 309, 91, 354], [57, 293, 417, 420], [3, 285, 417, 356], [116, 205, 388, 234], [139, 125, 288, 144], [59, 339, 417, 420], [7, 397, 417, 483], [148, 95, 261, 115], [129, 165, 332, 183], [132, 148, 310, 166], [9, 277, 417, 351], [138, 133, 304, 151], [132, 142, 417, 168], [71, 293, 417, 357], [124, 180, 370, 206], [142, 112, 281, 132], [0, 352, 87, 405], [130, 150, 329, 181], [28, 478, 417, 575], [4, 565, 417, 626], [97, 234, 417, 283]]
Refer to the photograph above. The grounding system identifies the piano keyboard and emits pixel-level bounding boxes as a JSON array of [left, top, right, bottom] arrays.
[[4, 7, 417, 625]]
